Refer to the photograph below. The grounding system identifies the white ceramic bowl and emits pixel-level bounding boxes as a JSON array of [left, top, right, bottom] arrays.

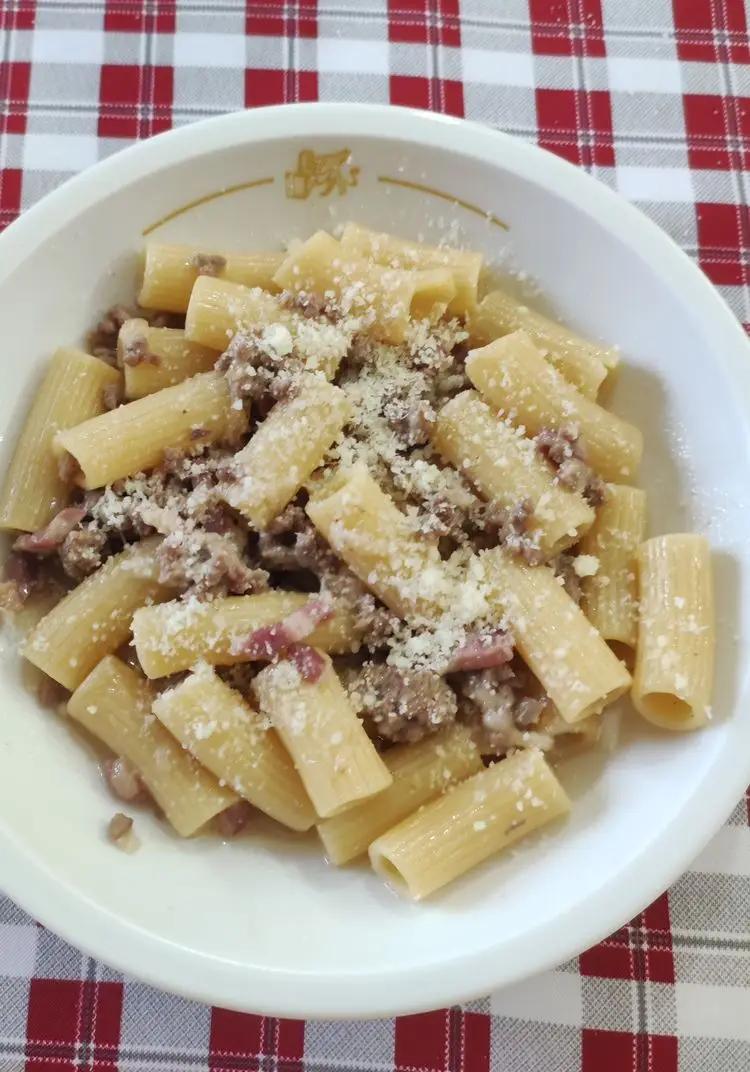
[[0, 104, 749, 1019]]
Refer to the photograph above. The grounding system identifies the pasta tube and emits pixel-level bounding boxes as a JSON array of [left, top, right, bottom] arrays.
[[306, 462, 452, 620], [23, 537, 175, 690], [253, 654, 392, 818], [432, 390, 594, 556], [272, 230, 417, 344], [152, 667, 316, 831], [632, 534, 714, 730], [480, 547, 631, 722], [138, 243, 283, 313], [55, 371, 246, 489], [369, 748, 570, 899], [224, 375, 351, 530], [184, 276, 288, 352], [132, 591, 360, 679], [118, 318, 217, 398], [0, 348, 122, 531], [466, 331, 642, 482], [469, 288, 615, 397], [340, 222, 482, 317], [579, 484, 647, 649], [317, 723, 482, 865], [68, 656, 237, 836], [410, 267, 457, 321]]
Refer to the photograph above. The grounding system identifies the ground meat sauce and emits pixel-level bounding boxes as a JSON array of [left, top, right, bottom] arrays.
[[19, 447, 268, 598], [278, 288, 339, 322], [456, 665, 547, 756], [0, 552, 43, 609], [155, 529, 268, 597], [190, 252, 227, 277], [384, 394, 436, 448], [102, 381, 123, 411], [59, 527, 108, 580], [414, 484, 542, 563], [258, 504, 397, 648], [88, 304, 183, 365], [216, 331, 303, 411], [88, 304, 134, 364], [215, 800, 253, 837], [347, 662, 459, 744], [535, 423, 607, 507], [120, 333, 160, 368], [553, 552, 584, 604]]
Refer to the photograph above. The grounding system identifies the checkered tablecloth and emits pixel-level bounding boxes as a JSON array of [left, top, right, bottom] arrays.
[[0, 1, 749, 1069]]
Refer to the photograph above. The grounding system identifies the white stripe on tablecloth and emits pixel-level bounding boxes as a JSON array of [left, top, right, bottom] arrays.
[[689, 826, 750, 877], [490, 969, 583, 1027], [676, 983, 750, 1040]]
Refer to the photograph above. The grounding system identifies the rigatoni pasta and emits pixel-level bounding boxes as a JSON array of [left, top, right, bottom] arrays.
[[55, 371, 246, 489], [0, 221, 715, 899], [432, 390, 594, 557], [369, 748, 570, 899], [69, 656, 237, 836], [184, 276, 289, 352], [340, 222, 482, 317], [118, 318, 217, 398], [152, 666, 316, 831], [466, 330, 643, 482], [469, 287, 616, 398], [132, 591, 360, 679], [317, 723, 482, 864], [224, 375, 351, 530], [0, 348, 121, 531], [23, 537, 175, 690], [139, 243, 283, 313], [253, 654, 392, 818], [579, 484, 647, 650], [306, 462, 452, 621], [273, 230, 417, 344], [480, 547, 632, 723], [632, 535, 714, 730]]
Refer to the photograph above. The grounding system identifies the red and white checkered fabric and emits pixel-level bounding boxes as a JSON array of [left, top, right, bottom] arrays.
[[0, 2, 748, 1069]]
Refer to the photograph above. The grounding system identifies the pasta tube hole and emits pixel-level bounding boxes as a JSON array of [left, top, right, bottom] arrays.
[[369, 847, 411, 898], [638, 692, 694, 724]]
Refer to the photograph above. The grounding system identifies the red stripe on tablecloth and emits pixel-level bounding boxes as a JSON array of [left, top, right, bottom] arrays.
[[683, 93, 750, 170], [535, 88, 615, 167], [697, 202, 750, 286], [581, 1029, 678, 1072], [387, 0, 461, 47], [0, 167, 22, 231], [460, 1012, 491, 1071], [634, 891, 677, 981], [104, 0, 176, 33], [0, 0, 35, 29], [275, 1017, 305, 1072], [529, 0, 606, 57], [389, 74, 464, 116], [580, 894, 675, 984], [245, 68, 318, 108], [395, 1010, 449, 1071], [0, 60, 31, 134], [246, 0, 317, 38], [97, 63, 173, 139], [25, 978, 123, 1072], [672, 0, 750, 63], [209, 1009, 264, 1072], [579, 927, 634, 980]]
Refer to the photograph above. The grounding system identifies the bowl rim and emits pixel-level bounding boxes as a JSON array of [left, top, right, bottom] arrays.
[[1, 102, 749, 1019]]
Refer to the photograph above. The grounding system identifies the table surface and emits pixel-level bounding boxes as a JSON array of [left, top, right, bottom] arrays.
[[0, 1, 749, 1069]]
